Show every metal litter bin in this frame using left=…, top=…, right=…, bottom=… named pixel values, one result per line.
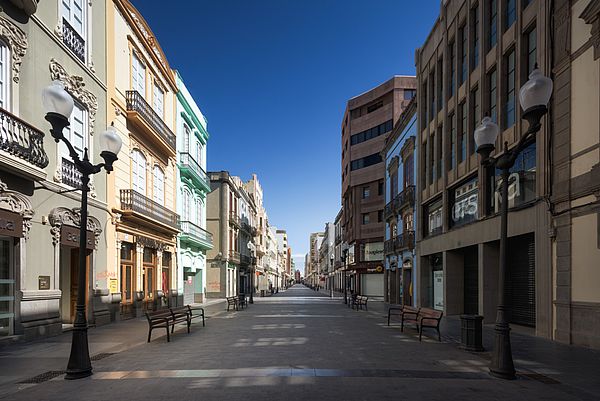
left=460, top=315, right=484, bottom=352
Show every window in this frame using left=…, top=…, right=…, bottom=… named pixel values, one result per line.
left=489, top=0, right=498, bottom=50
left=378, top=210, right=383, bottom=223
left=523, top=0, right=533, bottom=8
left=391, top=170, right=399, bottom=197
left=488, top=141, right=536, bottom=213
left=183, top=189, right=191, bottom=221
left=350, top=153, right=383, bottom=171
left=362, top=213, right=370, bottom=225
left=449, top=114, right=456, bottom=170
left=404, top=154, right=414, bottom=187
left=450, top=177, right=479, bottom=228
left=378, top=180, right=384, bottom=196
left=437, top=58, right=444, bottom=111
left=421, top=79, right=428, bottom=127
left=459, top=103, right=467, bottom=162
left=195, top=197, right=202, bottom=225
left=526, top=27, right=537, bottom=76
left=436, top=126, right=443, bottom=179
left=362, top=187, right=370, bottom=199
left=131, top=52, right=146, bottom=95
left=350, top=120, right=393, bottom=146
left=460, top=26, right=467, bottom=85
left=429, top=136, right=435, bottom=183
left=61, top=0, right=86, bottom=61
left=195, top=139, right=202, bottom=165
left=0, top=41, right=10, bottom=110
left=421, top=141, right=427, bottom=188
left=62, top=102, right=87, bottom=158
left=472, top=4, right=480, bottom=70
left=471, top=86, right=480, bottom=154
left=153, top=165, right=165, bottom=203
left=430, top=70, right=436, bottom=121
left=505, top=50, right=516, bottom=128
left=153, top=83, right=164, bottom=117
left=426, top=198, right=443, bottom=236
left=449, top=41, right=456, bottom=97
left=489, top=69, right=497, bottom=123
left=366, top=101, right=383, bottom=114
left=404, top=89, right=416, bottom=100
left=505, top=0, right=516, bottom=30
left=131, top=149, right=147, bottom=195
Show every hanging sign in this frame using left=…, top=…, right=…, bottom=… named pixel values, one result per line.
left=0, top=210, right=23, bottom=238
left=61, top=226, right=94, bottom=250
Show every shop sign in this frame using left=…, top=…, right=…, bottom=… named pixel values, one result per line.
left=61, top=225, right=94, bottom=250
left=364, top=242, right=384, bottom=261
left=0, top=209, right=23, bottom=238
left=38, top=275, right=50, bottom=290
left=109, top=278, right=119, bottom=293
left=451, top=178, right=478, bottom=227
left=433, top=270, right=444, bottom=311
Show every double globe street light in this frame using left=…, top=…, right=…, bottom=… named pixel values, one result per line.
left=474, top=67, right=553, bottom=380
left=43, top=80, right=123, bottom=380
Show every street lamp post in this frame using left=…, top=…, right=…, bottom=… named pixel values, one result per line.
left=42, top=81, right=122, bottom=380
left=341, top=250, right=348, bottom=304
left=474, top=67, right=552, bottom=380
left=247, top=242, right=255, bottom=304
left=329, top=254, right=334, bottom=298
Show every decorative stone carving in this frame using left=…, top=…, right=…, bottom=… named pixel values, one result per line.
left=49, top=58, right=98, bottom=136
left=580, top=0, right=600, bottom=60
left=48, top=206, right=103, bottom=249
left=0, top=179, right=34, bottom=239
left=128, top=11, right=166, bottom=68
left=0, top=16, right=28, bottom=83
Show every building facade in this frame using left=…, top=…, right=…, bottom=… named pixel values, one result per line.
left=175, top=71, right=212, bottom=305
left=107, top=0, right=180, bottom=318
left=383, top=99, right=417, bottom=306
left=1, top=0, right=110, bottom=339
left=341, top=76, right=416, bottom=297
left=416, top=0, right=552, bottom=335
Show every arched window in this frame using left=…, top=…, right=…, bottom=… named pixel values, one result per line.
left=182, top=188, right=191, bottom=221
left=195, top=197, right=202, bottom=225
left=131, top=149, right=146, bottom=195
left=153, top=165, right=165, bottom=203
left=0, top=40, right=10, bottom=110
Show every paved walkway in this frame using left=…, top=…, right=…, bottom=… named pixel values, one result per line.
left=0, top=285, right=598, bottom=400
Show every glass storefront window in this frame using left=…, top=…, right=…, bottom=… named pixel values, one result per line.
left=0, top=238, right=14, bottom=336
left=488, top=141, right=536, bottom=214
left=450, top=177, right=478, bottom=228
left=426, top=199, right=443, bottom=236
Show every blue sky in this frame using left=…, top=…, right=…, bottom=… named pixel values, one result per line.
left=132, top=0, right=440, bottom=271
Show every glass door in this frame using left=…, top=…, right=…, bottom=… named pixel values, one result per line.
left=0, top=237, right=14, bottom=336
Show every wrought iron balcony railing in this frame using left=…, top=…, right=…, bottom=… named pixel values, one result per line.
left=0, top=107, right=49, bottom=169
left=384, top=239, right=395, bottom=255
left=394, top=230, right=415, bottom=252
left=229, top=250, right=240, bottom=263
left=384, top=185, right=416, bottom=220
left=229, top=211, right=241, bottom=227
left=61, top=157, right=82, bottom=188
left=62, top=19, right=85, bottom=62
left=180, top=220, right=213, bottom=246
left=125, top=90, right=176, bottom=151
left=179, top=152, right=209, bottom=189
left=120, top=189, right=179, bottom=229
left=240, top=254, right=252, bottom=266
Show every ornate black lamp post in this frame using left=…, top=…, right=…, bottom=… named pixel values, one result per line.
left=474, top=67, right=552, bottom=380
left=247, top=242, right=255, bottom=304
left=43, top=81, right=122, bottom=380
left=341, top=250, right=348, bottom=304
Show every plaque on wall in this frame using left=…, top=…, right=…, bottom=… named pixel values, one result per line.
left=38, top=275, right=51, bottom=290
left=0, top=209, right=23, bottom=238
left=60, top=225, right=94, bottom=250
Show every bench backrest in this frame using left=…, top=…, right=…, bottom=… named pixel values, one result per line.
left=403, top=306, right=419, bottom=314
left=146, top=309, right=171, bottom=321
left=170, top=306, right=188, bottom=314
left=420, top=307, right=443, bottom=319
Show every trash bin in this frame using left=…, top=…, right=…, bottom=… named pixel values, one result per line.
left=460, top=315, right=484, bottom=352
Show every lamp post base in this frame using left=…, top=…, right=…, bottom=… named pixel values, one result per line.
left=489, top=322, right=516, bottom=380
left=65, top=326, right=93, bottom=380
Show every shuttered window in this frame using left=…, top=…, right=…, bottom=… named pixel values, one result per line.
left=131, top=150, right=146, bottom=195
left=0, top=41, right=9, bottom=110
left=153, top=165, right=164, bottom=203
left=131, top=52, right=146, bottom=95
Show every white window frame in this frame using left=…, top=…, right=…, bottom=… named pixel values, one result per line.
left=153, top=165, right=165, bottom=203
left=153, top=83, right=164, bottom=117
left=131, top=149, right=147, bottom=196
left=0, top=40, right=10, bottom=111
left=131, top=51, right=146, bottom=95
left=61, top=101, right=88, bottom=159
left=59, top=0, right=90, bottom=62
left=183, top=188, right=191, bottom=222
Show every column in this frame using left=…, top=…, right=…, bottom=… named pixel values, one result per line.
left=136, top=244, right=144, bottom=292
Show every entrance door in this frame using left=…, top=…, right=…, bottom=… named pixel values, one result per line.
left=69, top=248, right=90, bottom=323
left=0, top=237, right=14, bottom=336
left=403, top=268, right=412, bottom=306
left=463, top=246, right=479, bottom=314
left=121, top=264, right=134, bottom=304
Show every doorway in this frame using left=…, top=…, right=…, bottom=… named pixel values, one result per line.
left=67, top=247, right=91, bottom=324
left=0, top=237, right=14, bottom=336
left=463, top=246, right=479, bottom=314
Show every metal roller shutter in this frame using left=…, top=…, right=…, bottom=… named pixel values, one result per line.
left=506, top=234, right=536, bottom=327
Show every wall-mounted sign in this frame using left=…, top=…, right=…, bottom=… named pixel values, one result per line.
left=109, top=278, right=119, bottom=293
left=364, top=242, right=384, bottom=261
left=0, top=209, right=23, bottom=238
left=451, top=177, right=478, bottom=228
left=60, top=226, right=94, bottom=250
left=38, top=275, right=51, bottom=290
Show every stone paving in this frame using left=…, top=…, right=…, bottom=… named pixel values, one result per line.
left=0, top=285, right=598, bottom=400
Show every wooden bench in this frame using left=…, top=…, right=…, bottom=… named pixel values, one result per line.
left=169, top=306, right=192, bottom=334
left=186, top=305, right=205, bottom=326
left=145, top=309, right=172, bottom=343
left=347, top=293, right=357, bottom=308
left=400, top=306, right=420, bottom=333
left=417, top=308, right=443, bottom=342
left=388, top=305, right=419, bottom=326
left=352, top=295, right=368, bottom=311
left=226, top=296, right=238, bottom=311
left=238, top=294, right=247, bottom=310
left=146, top=305, right=206, bottom=342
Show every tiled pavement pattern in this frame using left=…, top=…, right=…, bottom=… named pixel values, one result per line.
left=0, top=285, right=598, bottom=400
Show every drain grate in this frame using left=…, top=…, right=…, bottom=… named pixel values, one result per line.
left=519, top=372, right=561, bottom=384
left=91, top=352, right=116, bottom=361
left=19, top=370, right=65, bottom=384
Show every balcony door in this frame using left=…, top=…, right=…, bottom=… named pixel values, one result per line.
left=131, top=149, right=146, bottom=195
left=142, top=247, right=156, bottom=301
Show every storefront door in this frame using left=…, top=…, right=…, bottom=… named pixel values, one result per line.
left=0, top=237, right=14, bottom=336
left=142, top=248, right=156, bottom=300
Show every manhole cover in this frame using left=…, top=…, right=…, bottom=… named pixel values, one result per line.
left=91, top=352, right=115, bottom=361
left=19, top=371, right=65, bottom=384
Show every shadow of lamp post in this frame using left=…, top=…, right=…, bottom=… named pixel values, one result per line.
left=43, top=80, right=123, bottom=380
left=474, top=67, right=552, bottom=380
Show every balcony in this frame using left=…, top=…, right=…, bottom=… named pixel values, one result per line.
left=228, top=250, right=240, bottom=264
left=62, top=18, right=85, bottom=63
left=120, top=189, right=179, bottom=231
left=61, top=158, right=82, bottom=188
left=180, top=220, right=213, bottom=250
left=229, top=211, right=241, bottom=228
left=240, top=254, right=252, bottom=266
left=179, top=152, right=210, bottom=192
left=241, top=221, right=257, bottom=236
left=125, top=90, right=176, bottom=156
left=384, top=239, right=395, bottom=255
left=384, top=185, right=416, bottom=220
left=394, top=230, right=415, bottom=252
left=0, top=107, right=48, bottom=180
